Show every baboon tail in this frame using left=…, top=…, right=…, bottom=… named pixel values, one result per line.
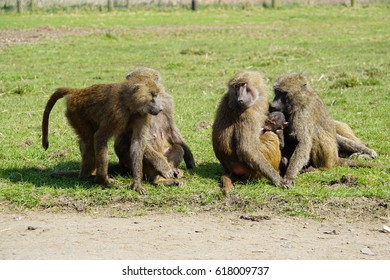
left=337, top=158, right=384, bottom=168
left=181, top=143, right=196, bottom=169
left=42, top=88, right=69, bottom=150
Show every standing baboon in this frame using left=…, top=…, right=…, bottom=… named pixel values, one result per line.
left=212, top=70, right=288, bottom=194
left=42, top=76, right=163, bottom=194
left=112, top=67, right=195, bottom=186
left=271, top=72, right=380, bottom=186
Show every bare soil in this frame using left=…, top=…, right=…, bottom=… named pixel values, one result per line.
left=1, top=209, right=390, bottom=260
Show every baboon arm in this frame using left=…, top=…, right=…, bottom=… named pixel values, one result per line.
left=143, top=144, right=172, bottom=177
left=285, top=139, right=312, bottom=180
left=129, top=127, right=147, bottom=194
left=236, top=138, right=283, bottom=186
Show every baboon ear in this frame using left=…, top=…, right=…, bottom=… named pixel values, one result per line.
left=282, top=121, right=289, bottom=129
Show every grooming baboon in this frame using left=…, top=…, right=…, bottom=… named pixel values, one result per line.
left=271, top=72, right=380, bottom=186
left=212, top=70, right=288, bottom=194
left=112, top=67, right=195, bottom=186
left=42, top=76, right=163, bottom=194
left=335, top=120, right=377, bottom=159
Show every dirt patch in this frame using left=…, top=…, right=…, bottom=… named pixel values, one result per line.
left=1, top=209, right=389, bottom=260
left=0, top=26, right=102, bottom=48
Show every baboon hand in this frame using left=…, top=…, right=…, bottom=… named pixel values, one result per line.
left=131, top=182, right=147, bottom=195
left=173, top=168, right=184, bottom=179
left=280, top=177, right=293, bottom=189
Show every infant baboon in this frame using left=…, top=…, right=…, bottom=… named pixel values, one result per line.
left=263, top=111, right=289, bottom=149
left=263, top=111, right=289, bottom=172
left=112, top=67, right=195, bottom=186
left=212, top=70, right=288, bottom=194
left=42, top=76, right=163, bottom=194
left=271, top=72, right=380, bottom=186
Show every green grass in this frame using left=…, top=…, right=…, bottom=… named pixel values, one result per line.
left=0, top=5, right=389, bottom=218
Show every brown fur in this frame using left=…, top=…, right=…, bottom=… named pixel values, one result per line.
left=112, top=67, right=195, bottom=186
left=42, top=76, right=163, bottom=194
left=335, top=120, right=377, bottom=159
left=212, top=70, right=287, bottom=194
left=263, top=111, right=288, bottom=149
left=271, top=72, right=381, bottom=185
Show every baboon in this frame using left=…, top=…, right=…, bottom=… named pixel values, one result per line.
left=263, top=111, right=289, bottom=149
left=270, top=72, right=380, bottom=186
left=112, top=66, right=196, bottom=186
left=212, top=70, right=288, bottom=194
left=263, top=111, right=289, bottom=172
left=42, top=76, right=163, bottom=194
left=335, top=120, right=377, bottom=159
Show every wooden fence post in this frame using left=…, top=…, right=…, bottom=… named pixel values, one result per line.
left=16, top=0, right=22, bottom=13
left=191, top=0, right=197, bottom=11
left=272, top=0, right=278, bottom=9
left=31, top=0, right=36, bottom=12
left=351, top=0, right=356, bottom=7
left=126, top=0, right=131, bottom=9
left=108, top=0, right=114, bottom=12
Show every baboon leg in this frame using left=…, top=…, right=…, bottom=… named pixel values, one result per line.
left=93, top=131, right=110, bottom=186
left=221, top=173, right=234, bottom=195
left=336, top=134, right=377, bottom=159
left=79, top=138, right=96, bottom=179
left=114, top=132, right=131, bottom=170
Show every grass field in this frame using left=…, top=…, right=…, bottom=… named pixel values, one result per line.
left=0, top=5, right=389, bottom=218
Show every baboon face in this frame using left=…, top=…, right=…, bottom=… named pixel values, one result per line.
left=228, top=71, right=264, bottom=109
left=143, top=83, right=163, bottom=116
left=264, top=111, right=288, bottom=132
left=128, top=81, right=163, bottom=116
left=270, top=73, right=310, bottom=113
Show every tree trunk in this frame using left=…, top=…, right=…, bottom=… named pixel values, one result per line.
left=272, top=0, right=278, bottom=9
left=108, top=0, right=114, bottom=12
left=16, top=0, right=22, bottom=13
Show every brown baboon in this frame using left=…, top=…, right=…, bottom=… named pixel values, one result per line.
left=112, top=67, right=195, bottom=186
left=263, top=111, right=289, bottom=149
left=335, top=120, right=377, bottom=159
left=263, top=111, right=289, bottom=172
left=212, top=70, right=288, bottom=194
left=270, top=72, right=380, bottom=186
left=42, top=76, right=163, bottom=194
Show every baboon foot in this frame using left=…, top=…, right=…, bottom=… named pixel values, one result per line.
left=154, top=177, right=184, bottom=187
left=350, top=151, right=377, bottom=160
left=280, top=177, right=293, bottom=189
left=131, top=182, right=147, bottom=195
left=221, top=175, right=234, bottom=195
left=94, top=175, right=111, bottom=186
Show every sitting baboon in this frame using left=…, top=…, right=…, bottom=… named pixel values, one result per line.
left=212, top=70, right=288, bottom=194
left=270, top=72, right=380, bottom=186
left=42, top=75, right=163, bottom=194
left=335, top=120, right=377, bottom=159
left=112, top=67, right=195, bottom=186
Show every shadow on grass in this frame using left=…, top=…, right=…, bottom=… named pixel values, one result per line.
left=0, top=160, right=224, bottom=190
left=0, top=161, right=98, bottom=189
